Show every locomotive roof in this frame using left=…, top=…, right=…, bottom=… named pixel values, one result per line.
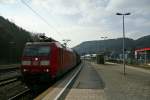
left=26, top=42, right=57, bottom=45
left=26, top=42, right=73, bottom=52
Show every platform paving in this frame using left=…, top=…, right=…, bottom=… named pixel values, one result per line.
left=92, top=62, right=150, bottom=100
left=65, top=61, right=150, bottom=100
left=65, top=62, right=106, bottom=100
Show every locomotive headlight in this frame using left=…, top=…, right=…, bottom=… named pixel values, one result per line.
left=22, top=61, right=31, bottom=66
left=23, top=68, right=28, bottom=72
left=40, top=60, right=50, bottom=66
left=46, top=69, right=49, bottom=72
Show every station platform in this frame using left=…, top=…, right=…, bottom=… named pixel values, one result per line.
left=92, top=62, right=150, bottom=100
left=65, top=61, right=150, bottom=100
left=35, top=61, right=150, bottom=100
left=65, top=62, right=106, bottom=100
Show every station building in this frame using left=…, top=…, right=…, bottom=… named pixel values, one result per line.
left=135, top=48, right=150, bottom=64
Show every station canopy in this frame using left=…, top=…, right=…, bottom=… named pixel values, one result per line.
left=135, top=48, right=150, bottom=52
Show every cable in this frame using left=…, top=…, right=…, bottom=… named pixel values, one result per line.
left=21, top=0, right=64, bottom=40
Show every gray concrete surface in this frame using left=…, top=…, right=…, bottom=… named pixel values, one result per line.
left=65, top=61, right=150, bottom=100
left=65, top=62, right=106, bottom=100
left=73, top=62, right=105, bottom=89
left=92, top=62, right=150, bottom=100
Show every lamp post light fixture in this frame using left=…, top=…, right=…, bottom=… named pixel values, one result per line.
left=101, top=36, right=108, bottom=40
left=116, top=12, right=131, bottom=75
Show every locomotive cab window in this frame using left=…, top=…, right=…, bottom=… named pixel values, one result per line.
left=23, top=46, right=50, bottom=56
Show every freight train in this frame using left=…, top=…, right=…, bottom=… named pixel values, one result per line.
left=21, top=41, right=81, bottom=87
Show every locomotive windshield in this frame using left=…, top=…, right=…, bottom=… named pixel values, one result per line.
left=23, top=45, right=50, bottom=56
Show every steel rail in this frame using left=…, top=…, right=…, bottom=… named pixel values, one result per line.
left=0, top=67, right=19, bottom=73
left=8, top=89, right=30, bottom=100
left=0, top=77, right=18, bottom=86
left=0, top=75, right=21, bottom=86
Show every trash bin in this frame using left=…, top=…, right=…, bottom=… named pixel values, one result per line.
left=96, top=54, right=105, bottom=64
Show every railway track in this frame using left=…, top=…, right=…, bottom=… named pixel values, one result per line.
left=0, top=65, right=21, bottom=86
left=8, top=89, right=31, bottom=100
left=0, top=76, right=21, bottom=86
left=35, top=62, right=83, bottom=100
left=4, top=63, right=83, bottom=100
left=0, top=67, right=19, bottom=74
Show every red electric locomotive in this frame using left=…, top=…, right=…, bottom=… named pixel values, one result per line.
left=21, top=41, right=79, bottom=86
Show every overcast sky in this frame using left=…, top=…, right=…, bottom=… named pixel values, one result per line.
left=0, top=0, right=150, bottom=47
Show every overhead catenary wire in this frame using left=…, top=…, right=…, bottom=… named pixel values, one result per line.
left=42, top=8, right=62, bottom=31
left=20, top=0, right=64, bottom=40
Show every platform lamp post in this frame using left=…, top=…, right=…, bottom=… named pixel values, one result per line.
left=116, top=12, right=131, bottom=75
left=101, top=36, right=108, bottom=63
left=101, top=36, right=108, bottom=53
